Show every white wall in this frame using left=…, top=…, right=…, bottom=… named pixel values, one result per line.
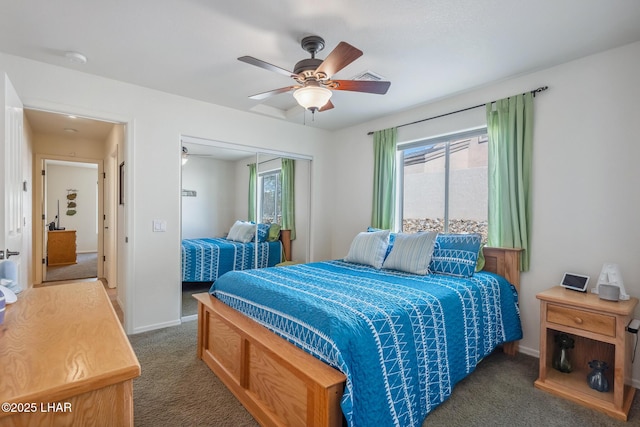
left=46, top=163, right=98, bottom=252
left=329, top=40, right=640, bottom=385
left=181, top=156, right=236, bottom=239
left=0, top=52, right=333, bottom=334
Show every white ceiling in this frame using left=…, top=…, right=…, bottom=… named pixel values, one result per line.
left=3, top=0, right=640, bottom=131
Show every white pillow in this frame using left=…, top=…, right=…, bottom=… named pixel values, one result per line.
left=382, top=231, right=438, bottom=275
left=234, top=222, right=256, bottom=243
left=344, top=230, right=390, bottom=269
left=226, top=220, right=245, bottom=241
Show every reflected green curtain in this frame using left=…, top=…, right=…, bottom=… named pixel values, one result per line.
left=371, top=127, right=397, bottom=229
left=281, top=158, right=296, bottom=240
left=486, top=93, right=533, bottom=271
left=248, top=163, right=257, bottom=222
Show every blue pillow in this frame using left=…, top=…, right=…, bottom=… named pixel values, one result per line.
left=382, top=231, right=438, bottom=275
left=429, top=233, right=482, bottom=277
left=252, top=223, right=270, bottom=243
left=345, top=230, right=390, bottom=269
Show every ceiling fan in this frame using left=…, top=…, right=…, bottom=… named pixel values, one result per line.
left=238, top=35, right=391, bottom=112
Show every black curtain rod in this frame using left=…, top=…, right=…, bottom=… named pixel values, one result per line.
left=367, top=86, right=548, bottom=136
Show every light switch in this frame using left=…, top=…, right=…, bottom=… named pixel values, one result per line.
left=152, top=219, right=167, bottom=232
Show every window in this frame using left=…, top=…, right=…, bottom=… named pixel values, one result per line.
left=258, top=170, right=281, bottom=224
left=397, top=128, right=488, bottom=242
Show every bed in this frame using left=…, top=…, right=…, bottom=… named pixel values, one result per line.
left=182, top=221, right=289, bottom=283
left=195, top=244, right=522, bottom=427
left=181, top=237, right=283, bottom=282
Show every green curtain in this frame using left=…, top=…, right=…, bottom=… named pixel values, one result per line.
left=371, top=127, right=398, bottom=229
left=486, top=93, right=534, bottom=271
left=248, top=163, right=256, bottom=222
left=281, top=158, right=296, bottom=240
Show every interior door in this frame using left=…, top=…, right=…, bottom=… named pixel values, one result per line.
left=0, top=73, right=24, bottom=287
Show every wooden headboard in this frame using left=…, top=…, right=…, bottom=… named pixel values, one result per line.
left=482, top=246, right=522, bottom=356
left=482, top=247, right=522, bottom=292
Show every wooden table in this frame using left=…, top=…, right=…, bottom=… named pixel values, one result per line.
left=0, top=282, right=140, bottom=426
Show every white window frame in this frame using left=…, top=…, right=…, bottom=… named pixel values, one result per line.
left=395, top=127, right=488, bottom=233
left=258, top=169, right=281, bottom=224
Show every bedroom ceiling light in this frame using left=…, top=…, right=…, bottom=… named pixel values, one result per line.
left=292, top=85, right=332, bottom=112
left=182, top=146, right=189, bottom=165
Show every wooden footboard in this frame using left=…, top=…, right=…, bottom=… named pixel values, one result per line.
left=194, top=293, right=346, bottom=427
left=195, top=247, right=521, bottom=426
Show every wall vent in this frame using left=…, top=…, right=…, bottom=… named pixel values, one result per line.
left=351, top=70, right=385, bottom=81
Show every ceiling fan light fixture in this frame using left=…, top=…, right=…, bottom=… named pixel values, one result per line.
left=293, top=86, right=332, bottom=111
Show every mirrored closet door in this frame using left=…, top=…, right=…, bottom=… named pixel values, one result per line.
left=180, top=138, right=311, bottom=318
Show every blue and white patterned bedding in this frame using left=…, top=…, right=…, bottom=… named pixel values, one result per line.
left=210, top=260, right=522, bottom=427
left=181, top=238, right=282, bottom=282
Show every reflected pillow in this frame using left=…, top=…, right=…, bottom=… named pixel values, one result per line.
left=429, top=233, right=482, bottom=277
left=227, top=221, right=256, bottom=243
left=344, top=230, right=390, bottom=269
left=226, top=220, right=245, bottom=241
left=267, top=224, right=281, bottom=242
left=252, top=223, right=270, bottom=243
left=382, top=231, right=438, bottom=275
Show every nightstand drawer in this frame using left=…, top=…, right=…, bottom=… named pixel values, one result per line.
left=547, top=304, right=615, bottom=337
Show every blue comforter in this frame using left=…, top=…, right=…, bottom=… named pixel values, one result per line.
left=210, top=260, right=522, bottom=427
left=181, top=238, right=281, bottom=282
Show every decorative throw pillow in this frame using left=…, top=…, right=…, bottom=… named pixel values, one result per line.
left=226, top=220, right=245, bottom=241
left=429, top=233, right=482, bottom=277
left=234, top=222, right=257, bottom=243
left=344, top=230, right=390, bottom=269
left=367, top=226, right=396, bottom=259
left=475, top=245, right=486, bottom=272
left=267, top=223, right=281, bottom=242
left=252, top=223, right=270, bottom=243
left=382, top=231, right=438, bottom=275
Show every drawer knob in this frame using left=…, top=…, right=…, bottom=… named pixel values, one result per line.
left=574, top=317, right=584, bottom=324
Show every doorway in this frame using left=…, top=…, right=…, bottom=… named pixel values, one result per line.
left=26, top=108, right=122, bottom=289
left=43, top=159, right=99, bottom=282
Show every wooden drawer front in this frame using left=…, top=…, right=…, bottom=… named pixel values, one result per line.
left=547, top=304, right=616, bottom=337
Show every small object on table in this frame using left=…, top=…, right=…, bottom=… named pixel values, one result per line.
left=587, top=360, right=610, bottom=392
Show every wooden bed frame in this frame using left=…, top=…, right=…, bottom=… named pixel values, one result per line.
left=195, top=247, right=522, bottom=427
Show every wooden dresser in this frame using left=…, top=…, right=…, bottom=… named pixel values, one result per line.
left=47, top=230, right=77, bottom=266
left=0, top=282, right=140, bottom=426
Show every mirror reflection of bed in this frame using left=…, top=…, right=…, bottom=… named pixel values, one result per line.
left=180, top=139, right=311, bottom=319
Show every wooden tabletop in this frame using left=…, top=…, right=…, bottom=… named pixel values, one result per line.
left=536, top=286, right=638, bottom=316
left=0, top=282, right=140, bottom=407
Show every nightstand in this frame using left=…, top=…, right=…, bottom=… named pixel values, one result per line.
left=534, top=286, right=638, bottom=420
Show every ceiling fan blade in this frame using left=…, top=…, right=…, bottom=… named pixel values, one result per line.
left=238, top=56, right=297, bottom=78
left=331, top=80, right=391, bottom=95
left=319, top=100, right=334, bottom=112
left=315, top=42, right=363, bottom=78
left=248, top=86, right=298, bottom=100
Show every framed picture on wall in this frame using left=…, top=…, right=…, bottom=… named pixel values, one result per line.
left=119, top=162, right=125, bottom=205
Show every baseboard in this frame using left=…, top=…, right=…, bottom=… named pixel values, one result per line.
left=180, top=314, right=198, bottom=323
left=131, top=319, right=181, bottom=334
left=517, top=344, right=539, bottom=358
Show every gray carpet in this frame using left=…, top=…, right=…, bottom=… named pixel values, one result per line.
left=46, top=252, right=97, bottom=282
left=129, top=321, right=640, bottom=427
left=181, top=282, right=211, bottom=317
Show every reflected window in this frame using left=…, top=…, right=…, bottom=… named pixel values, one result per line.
left=259, top=170, right=281, bottom=224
